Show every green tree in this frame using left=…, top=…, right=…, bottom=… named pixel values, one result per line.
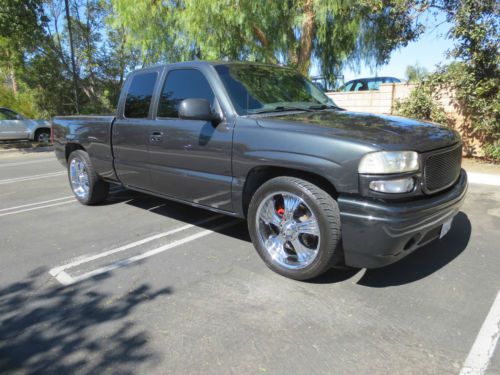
left=397, top=0, right=499, bottom=159
left=405, top=63, right=429, bottom=82
left=109, top=0, right=426, bottom=83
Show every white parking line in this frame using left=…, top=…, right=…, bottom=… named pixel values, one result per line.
left=0, top=158, right=54, bottom=167
left=460, top=290, right=500, bottom=375
left=54, top=220, right=238, bottom=286
left=468, top=173, right=500, bottom=186
left=49, top=215, right=222, bottom=278
left=0, top=171, right=66, bottom=185
left=0, top=199, right=76, bottom=217
left=49, top=215, right=232, bottom=284
left=0, top=196, right=74, bottom=212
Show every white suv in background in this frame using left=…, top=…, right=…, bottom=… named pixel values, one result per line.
left=0, top=107, right=51, bottom=142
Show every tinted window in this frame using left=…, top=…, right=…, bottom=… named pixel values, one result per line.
left=158, top=69, right=215, bottom=118
left=124, top=72, right=158, bottom=118
left=0, top=109, right=18, bottom=120
left=342, top=82, right=353, bottom=92
left=367, top=80, right=381, bottom=90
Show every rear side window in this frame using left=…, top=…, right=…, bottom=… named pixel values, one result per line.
left=124, top=72, right=158, bottom=118
left=367, top=80, right=381, bottom=90
left=158, top=69, right=215, bottom=118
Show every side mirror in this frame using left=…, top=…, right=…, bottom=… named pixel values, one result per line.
left=179, top=98, right=222, bottom=124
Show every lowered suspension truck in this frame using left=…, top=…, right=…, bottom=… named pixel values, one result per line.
left=52, top=61, right=468, bottom=280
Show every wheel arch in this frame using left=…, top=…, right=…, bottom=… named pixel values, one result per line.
left=241, top=166, right=339, bottom=217
left=65, top=143, right=86, bottom=161
left=33, top=127, right=51, bottom=139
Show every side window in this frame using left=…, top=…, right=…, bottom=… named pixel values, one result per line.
left=124, top=72, right=158, bottom=118
left=158, top=69, right=215, bottom=118
left=353, top=82, right=365, bottom=91
left=342, top=82, right=353, bottom=92
left=367, top=80, right=381, bottom=90
left=0, top=109, right=17, bottom=120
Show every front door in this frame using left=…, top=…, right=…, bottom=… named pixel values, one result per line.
left=148, top=68, right=233, bottom=212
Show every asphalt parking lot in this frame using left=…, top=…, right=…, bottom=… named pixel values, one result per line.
left=0, top=152, right=499, bottom=375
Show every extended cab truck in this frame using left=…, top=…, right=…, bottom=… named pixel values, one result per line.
left=52, top=61, right=468, bottom=281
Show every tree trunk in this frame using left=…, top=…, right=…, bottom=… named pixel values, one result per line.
left=9, top=67, right=18, bottom=95
left=252, top=25, right=277, bottom=63
left=297, top=0, right=315, bottom=75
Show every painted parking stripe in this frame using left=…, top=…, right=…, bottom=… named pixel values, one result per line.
left=0, top=158, right=55, bottom=167
left=459, top=290, right=500, bottom=375
left=0, top=171, right=65, bottom=185
left=52, top=219, right=238, bottom=286
left=0, top=199, right=76, bottom=217
left=49, top=215, right=223, bottom=279
left=0, top=196, right=74, bottom=212
left=468, top=173, right=500, bottom=186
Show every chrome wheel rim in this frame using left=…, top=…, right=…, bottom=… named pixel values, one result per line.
left=37, top=132, right=49, bottom=143
left=69, top=158, right=89, bottom=199
left=256, top=191, right=321, bottom=269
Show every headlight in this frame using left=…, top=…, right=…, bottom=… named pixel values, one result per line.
left=358, top=151, right=419, bottom=174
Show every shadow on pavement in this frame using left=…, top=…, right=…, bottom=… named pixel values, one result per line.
left=301, top=212, right=471, bottom=286
left=104, top=189, right=472, bottom=287
left=0, top=267, right=171, bottom=374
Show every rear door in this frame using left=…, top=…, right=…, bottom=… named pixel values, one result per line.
left=148, top=67, right=233, bottom=211
left=112, top=69, right=160, bottom=190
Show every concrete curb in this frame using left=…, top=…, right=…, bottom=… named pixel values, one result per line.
left=0, top=146, right=54, bottom=155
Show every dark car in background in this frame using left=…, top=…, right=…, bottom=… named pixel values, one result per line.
left=340, top=76, right=402, bottom=92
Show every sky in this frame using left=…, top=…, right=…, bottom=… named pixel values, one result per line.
left=322, top=12, right=455, bottom=83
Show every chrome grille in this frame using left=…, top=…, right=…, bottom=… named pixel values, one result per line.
left=424, top=145, right=462, bottom=193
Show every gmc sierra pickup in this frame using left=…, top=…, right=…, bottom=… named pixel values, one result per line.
left=52, top=61, right=468, bottom=280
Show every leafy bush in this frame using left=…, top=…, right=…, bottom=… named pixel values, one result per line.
left=395, top=85, right=448, bottom=124
left=484, top=143, right=500, bottom=161
left=427, top=63, right=499, bottom=139
left=0, top=84, right=45, bottom=119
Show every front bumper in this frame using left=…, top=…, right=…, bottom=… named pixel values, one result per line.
left=338, top=169, right=468, bottom=268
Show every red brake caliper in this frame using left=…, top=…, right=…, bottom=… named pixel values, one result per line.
left=276, top=207, right=285, bottom=218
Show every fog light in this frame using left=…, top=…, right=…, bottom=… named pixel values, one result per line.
left=369, top=177, right=415, bottom=193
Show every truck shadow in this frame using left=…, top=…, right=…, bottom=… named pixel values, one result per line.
left=315, top=211, right=472, bottom=286
left=0, top=267, right=171, bottom=374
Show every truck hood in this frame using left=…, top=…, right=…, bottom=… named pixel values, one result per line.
left=256, top=110, right=460, bottom=152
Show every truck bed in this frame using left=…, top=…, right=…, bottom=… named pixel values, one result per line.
left=52, top=115, right=117, bottom=181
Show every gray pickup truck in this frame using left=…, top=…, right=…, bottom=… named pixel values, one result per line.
left=52, top=61, right=468, bottom=280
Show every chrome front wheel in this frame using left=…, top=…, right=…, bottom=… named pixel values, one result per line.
left=255, top=191, right=321, bottom=270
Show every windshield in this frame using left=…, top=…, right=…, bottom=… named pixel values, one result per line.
left=214, top=64, right=337, bottom=115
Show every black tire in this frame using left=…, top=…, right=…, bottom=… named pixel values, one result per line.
left=248, top=176, right=342, bottom=281
left=35, top=128, right=51, bottom=143
left=67, top=150, right=109, bottom=205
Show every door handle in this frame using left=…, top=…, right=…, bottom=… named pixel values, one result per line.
left=150, top=131, right=164, bottom=143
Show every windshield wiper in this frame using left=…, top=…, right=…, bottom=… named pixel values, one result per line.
left=251, top=106, right=313, bottom=114
left=307, top=104, right=339, bottom=110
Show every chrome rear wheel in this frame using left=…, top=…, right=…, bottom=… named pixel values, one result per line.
left=69, top=157, right=90, bottom=200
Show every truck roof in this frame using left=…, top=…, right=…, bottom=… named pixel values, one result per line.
left=132, top=60, right=288, bottom=73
